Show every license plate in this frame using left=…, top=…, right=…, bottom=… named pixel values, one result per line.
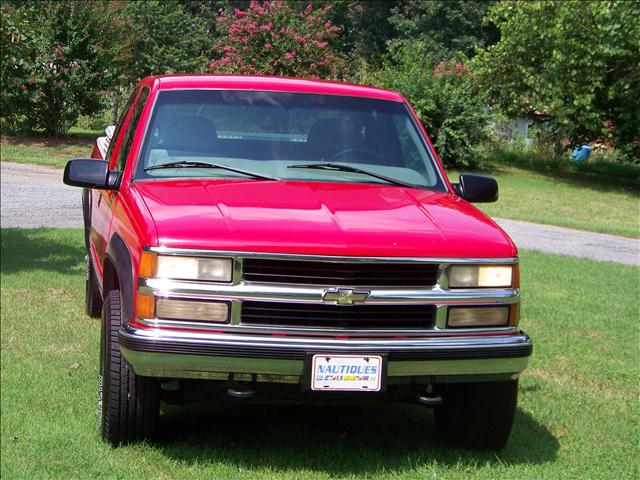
left=311, top=354, right=383, bottom=392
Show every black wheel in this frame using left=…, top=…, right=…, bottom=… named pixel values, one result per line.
left=99, top=289, right=159, bottom=445
left=434, top=380, right=518, bottom=450
left=85, top=255, right=103, bottom=318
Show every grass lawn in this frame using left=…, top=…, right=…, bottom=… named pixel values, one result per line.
left=0, top=135, right=95, bottom=168
left=1, top=228, right=638, bottom=479
left=448, top=165, right=640, bottom=238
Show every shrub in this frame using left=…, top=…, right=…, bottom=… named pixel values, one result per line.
left=359, top=43, right=492, bottom=169
left=1, top=1, right=121, bottom=136
left=210, top=1, right=348, bottom=79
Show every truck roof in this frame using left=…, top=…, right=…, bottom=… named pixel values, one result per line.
left=139, top=74, right=404, bottom=102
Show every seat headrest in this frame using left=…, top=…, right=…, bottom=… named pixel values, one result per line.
left=161, top=115, right=217, bottom=151
left=306, top=118, right=357, bottom=152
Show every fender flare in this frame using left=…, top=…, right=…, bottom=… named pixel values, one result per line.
left=105, top=233, right=135, bottom=322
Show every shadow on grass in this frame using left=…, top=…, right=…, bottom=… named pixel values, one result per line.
left=0, top=228, right=84, bottom=275
left=156, top=401, right=558, bottom=475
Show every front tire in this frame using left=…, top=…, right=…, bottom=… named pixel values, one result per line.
left=99, top=289, right=159, bottom=445
left=434, top=380, right=518, bottom=450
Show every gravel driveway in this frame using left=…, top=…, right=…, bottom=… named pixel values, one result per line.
left=1, top=162, right=638, bottom=266
left=1, top=162, right=82, bottom=228
left=494, top=218, right=638, bottom=266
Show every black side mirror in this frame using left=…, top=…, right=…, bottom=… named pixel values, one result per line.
left=453, top=174, right=498, bottom=203
left=63, top=159, right=121, bottom=190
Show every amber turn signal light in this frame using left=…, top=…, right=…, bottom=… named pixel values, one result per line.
left=509, top=303, right=520, bottom=327
left=138, top=252, right=157, bottom=278
left=136, top=292, right=155, bottom=318
left=511, top=263, right=520, bottom=289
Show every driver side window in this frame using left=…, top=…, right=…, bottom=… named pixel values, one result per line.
left=105, top=87, right=140, bottom=166
left=113, top=88, right=150, bottom=171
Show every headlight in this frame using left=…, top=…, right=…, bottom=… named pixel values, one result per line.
left=139, top=252, right=233, bottom=282
left=449, top=265, right=515, bottom=288
left=448, top=306, right=510, bottom=328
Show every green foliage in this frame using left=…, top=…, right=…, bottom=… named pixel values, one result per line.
left=2, top=0, right=638, bottom=164
left=1, top=1, right=121, bottom=136
left=359, top=43, right=492, bottom=168
left=210, top=1, right=347, bottom=78
left=178, top=0, right=236, bottom=23
left=318, top=0, right=397, bottom=65
left=388, top=0, right=499, bottom=58
left=0, top=0, right=214, bottom=134
left=474, top=0, right=640, bottom=159
left=119, top=0, right=212, bottom=84
left=1, top=2, right=33, bottom=132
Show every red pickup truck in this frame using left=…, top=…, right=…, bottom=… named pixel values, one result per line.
left=64, top=75, right=531, bottom=449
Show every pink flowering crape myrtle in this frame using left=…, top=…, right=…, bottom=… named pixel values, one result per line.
left=210, top=1, right=347, bottom=79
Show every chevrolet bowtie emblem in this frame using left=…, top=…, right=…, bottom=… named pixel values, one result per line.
left=322, top=288, right=370, bottom=305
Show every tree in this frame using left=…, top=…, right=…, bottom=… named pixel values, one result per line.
left=1, top=2, right=34, bottom=133
left=210, top=1, right=347, bottom=79
left=315, top=0, right=397, bottom=66
left=388, top=0, right=499, bottom=59
left=359, top=43, right=492, bottom=168
left=119, top=0, right=212, bottom=84
left=1, top=1, right=121, bottom=135
left=178, top=0, right=228, bottom=23
left=474, top=0, right=640, bottom=159
left=94, top=0, right=213, bottom=123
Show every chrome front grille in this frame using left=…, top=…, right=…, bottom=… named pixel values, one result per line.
left=241, top=301, right=437, bottom=329
left=242, top=258, right=439, bottom=287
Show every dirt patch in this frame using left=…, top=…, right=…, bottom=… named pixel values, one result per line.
left=1, top=134, right=95, bottom=148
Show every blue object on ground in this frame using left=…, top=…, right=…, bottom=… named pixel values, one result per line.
left=571, top=145, right=592, bottom=162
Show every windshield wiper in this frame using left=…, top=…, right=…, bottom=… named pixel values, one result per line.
left=145, top=161, right=279, bottom=181
left=288, top=162, right=416, bottom=188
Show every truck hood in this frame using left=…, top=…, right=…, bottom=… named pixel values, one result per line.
left=134, top=180, right=516, bottom=258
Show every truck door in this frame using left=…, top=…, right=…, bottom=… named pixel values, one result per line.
left=103, top=87, right=151, bottom=250
left=90, top=88, right=140, bottom=276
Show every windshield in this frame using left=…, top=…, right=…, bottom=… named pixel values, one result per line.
left=135, top=90, right=445, bottom=190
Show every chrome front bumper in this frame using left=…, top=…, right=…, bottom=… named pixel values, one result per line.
left=119, top=323, right=532, bottom=384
